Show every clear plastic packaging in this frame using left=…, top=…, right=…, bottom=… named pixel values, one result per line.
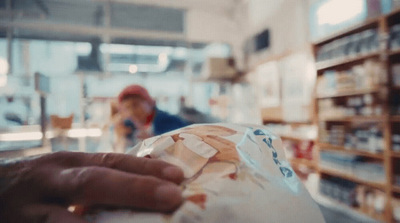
left=88, top=123, right=325, bottom=223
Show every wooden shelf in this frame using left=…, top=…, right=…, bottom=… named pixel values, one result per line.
left=392, top=185, right=400, bottom=193
left=316, top=51, right=381, bottom=71
left=319, top=115, right=385, bottom=122
left=280, top=135, right=315, bottom=142
left=319, top=168, right=386, bottom=190
left=392, top=152, right=400, bottom=158
left=387, top=5, right=400, bottom=18
left=316, top=87, right=381, bottom=99
left=263, top=119, right=312, bottom=125
left=392, top=116, right=400, bottom=122
left=290, top=158, right=316, bottom=169
left=313, top=17, right=380, bottom=46
left=318, top=143, right=384, bottom=159
left=389, top=48, right=400, bottom=57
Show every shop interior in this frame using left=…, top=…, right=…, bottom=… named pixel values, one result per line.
left=1, top=0, right=400, bottom=222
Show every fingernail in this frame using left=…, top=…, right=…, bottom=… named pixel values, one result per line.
left=162, top=166, right=183, bottom=181
left=155, top=184, right=182, bottom=208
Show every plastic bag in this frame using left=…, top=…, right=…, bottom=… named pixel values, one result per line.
left=91, top=123, right=325, bottom=223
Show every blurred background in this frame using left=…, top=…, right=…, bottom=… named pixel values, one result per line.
left=1, top=0, right=400, bottom=222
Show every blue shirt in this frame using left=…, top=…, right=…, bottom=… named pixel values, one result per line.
left=152, top=108, right=188, bottom=135
left=124, top=108, right=187, bottom=138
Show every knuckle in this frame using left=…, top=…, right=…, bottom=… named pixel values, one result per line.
left=44, top=151, right=75, bottom=166
left=140, top=157, right=152, bottom=170
left=49, top=151, right=71, bottom=160
left=132, top=175, right=160, bottom=190
left=95, top=153, right=124, bottom=168
left=62, top=167, right=100, bottom=197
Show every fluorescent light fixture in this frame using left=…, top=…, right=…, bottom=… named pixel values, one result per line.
left=129, top=64, right=138, bottom=74
left=108, top=63, right=168, bottom=73
left=74, top=42, right=92, bottom=55
left=158, top=53, right=168, bottom=65
left=135, top=45, right=173, bottom=55
left=0, top=74, right=7, bottom=87
left=66, top=128, right=102, bottom=138
left=173, top=47, right=187, bottom=58
left=45, top=130, right=56, bottom=139
left=0, top=132, right=43, bottom=141
left=0, top=57, right=9, bottom=75
left=317, top=0, right=364, bottom=25
left=0, top=128, right=103, bottom=142
left=100, top=44, right=135, bottom=54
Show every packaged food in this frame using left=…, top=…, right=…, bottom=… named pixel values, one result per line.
left=88, top=123, right=325, bottom=223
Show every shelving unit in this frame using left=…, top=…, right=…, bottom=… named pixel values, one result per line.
left=313, top=9, right=400, bottom=222
left=322, top=195, right=386, bottom=222
left=316, top=51, right=381, bottom=71
left=311, top=191, right=386, bottom=222
left=319, top=168, right=386, bottom=190
left=393, top=186, right=400, bottom=193
left=390, top=48, right=400, bottom=56
left=392, top=152, right=400, bottom=158
left=280, top=135, right=315, bottom=142
left=392, top=116, right=400, bottom=122
left=319, top=115, right=386, bottom=122
left=316, top=87, right=381, bottom=99
left=318, top=142, right=384, bottom=159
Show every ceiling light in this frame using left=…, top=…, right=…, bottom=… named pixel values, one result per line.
left=0, top=58, right=9, bottom=75
left=129, top=64, right=138, bottom=74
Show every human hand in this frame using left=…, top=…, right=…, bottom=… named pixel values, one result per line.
left=0, top=151, right=184, bottom=223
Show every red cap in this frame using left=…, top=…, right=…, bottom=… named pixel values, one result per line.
left=118, top=85, right=155, bottom=105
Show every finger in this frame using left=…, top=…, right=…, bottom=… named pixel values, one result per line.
left=46, top=151, right=184, bottom=184
left=24, top=204, right=89, bottom=223
left=53, top=166, right=183, bottom=212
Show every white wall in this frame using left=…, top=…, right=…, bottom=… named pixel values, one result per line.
left=185, top=4, right=248, bottom=70
left=185, top=0, right=312, bottom=70
left=244, top=0, right=311, bottom=68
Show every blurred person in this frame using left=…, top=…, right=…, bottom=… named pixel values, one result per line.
left=112, top=85, right=187, bottom=152
left=0, top=151, right=184, bottom=223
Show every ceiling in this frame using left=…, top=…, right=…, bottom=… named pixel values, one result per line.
left=0, top=0, right=245, bottom=46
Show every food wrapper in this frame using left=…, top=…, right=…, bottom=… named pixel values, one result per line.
left=90, top=123, right=325, bottom=223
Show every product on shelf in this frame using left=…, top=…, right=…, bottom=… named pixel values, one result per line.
left=319, top=123, right=384, bottom=153
left=393, top=93, right=400, bottom=115
left=391, top=24, right=400, bottom=50
left=320, top=177, right=385, bottom=217
left=319, top=177, right=357, bottom=206
left=318, top=95, right=384, bottom=119
left=320, top=152, right=386, bottom=183
left=316, top=29, right=379, bottom=62
left=346, top=125, right=384, bottom=153
left=329, top=125, right=345, bottom=146
left=395, top=174, right=400, bottom=186
left=356, top=185, right=385, bottom=216
left=393, top=197, right=400, bottom=223
left=393, top=134, right=400, bottom=152
left=316, top=59, right=385, bottom=96
left=393, top=63, right=400, bottom=87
